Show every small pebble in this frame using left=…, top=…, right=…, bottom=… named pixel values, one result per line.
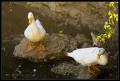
left=18, top=65, right=22, bottom=68
left=53, top=64, right=55, bottom=67
left=59, top=30, right=63, bottom=33
left=2, top=12, right=4, bottom=15
left=5, top=74, right=9, bottom=76
left=18, top=70, right=22, bottom=74
left=2, top=48, right=6, bottom=51
left=32, top=74, right=36, bottom=77
left=9, top=9, right=13, bottom=12
left=33, top=69, right=37, bottom=72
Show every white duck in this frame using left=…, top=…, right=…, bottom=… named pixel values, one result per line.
left=67, top=47, right=108, bottom=72
left=24, top=12, right=46, bottom=51
left=67, top=47, right=108, bottom=66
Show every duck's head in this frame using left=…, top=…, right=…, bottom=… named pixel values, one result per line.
left=28, top=12, right=34, bottom=24
left=97, top=48, right=108, bottom=65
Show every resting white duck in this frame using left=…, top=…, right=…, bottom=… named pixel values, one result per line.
left=24, top=12, right=46, bottom=51
left=67, top=47, right=108, bottom=72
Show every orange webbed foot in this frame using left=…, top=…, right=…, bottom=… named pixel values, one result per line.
left=36, top=43, right=46, bottom=51
left=26, top=41, right=36, bottom=52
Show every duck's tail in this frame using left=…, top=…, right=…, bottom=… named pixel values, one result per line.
left=66, top=52, right=72, bottom=57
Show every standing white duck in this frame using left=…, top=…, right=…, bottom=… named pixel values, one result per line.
left=24, top=12, right=46, bottom=51
left=67, top=47, right=108, bottom=66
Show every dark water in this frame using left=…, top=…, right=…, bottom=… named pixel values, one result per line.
left=1, top=2, right=119, bottom=80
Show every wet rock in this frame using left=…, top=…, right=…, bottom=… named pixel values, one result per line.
left=51, top=61, right=101, bottom=79
left=13, top=33, right=78, bottom=62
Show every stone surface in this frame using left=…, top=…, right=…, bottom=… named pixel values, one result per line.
left=13, top=33, right=92, bottom=62
left=14, top=33, right=88, bottom=62
left=14, top=2, right=109, bottom=33
left=51, top=61, right=102, bottom=79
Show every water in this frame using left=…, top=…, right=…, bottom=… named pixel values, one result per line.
left=1, top=2, right=119, bottom=80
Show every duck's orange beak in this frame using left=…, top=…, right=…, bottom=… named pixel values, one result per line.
left=28, top=18, right=32, bottom=24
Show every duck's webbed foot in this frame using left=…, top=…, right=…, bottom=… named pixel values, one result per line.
left=36, top=42, right=46, bottom=51
left=26, top=41, right=36, bottom=52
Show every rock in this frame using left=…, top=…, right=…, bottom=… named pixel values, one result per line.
left=69, top=9, right=80, bottom=18
left=75, top=34, right=92, bottom=48
left=13, top=33, right=92, bottom=62
left=13, top=33, right=78, bottom=62
left=51, top=61, right=101, bottom=79
left=82, top=42, right=91, bottom=48
left=14, top=2, right=109, bottom=32
left=75, top=34, right=90, bottom=44
left=48, top=2, right=58, bottom=11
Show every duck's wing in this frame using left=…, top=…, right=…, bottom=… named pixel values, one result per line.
left=35, top=19, right=46, bottom=35
left=77, top=47, right=99, bottom=53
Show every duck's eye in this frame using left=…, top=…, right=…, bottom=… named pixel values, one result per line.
left=99, top=49, right=105, bottom=54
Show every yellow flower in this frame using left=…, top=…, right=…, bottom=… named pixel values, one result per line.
left=105, top=21, right=108, bottom=25
left=103, top=34, right=107, bottom=38
left=109, top=16, right=114, bottom=24
left=97, top=36, right=101, bottom=40
left=113, top=14, right=118, bottom=22
left=96, top=2, right=117, bottom=43
left=104, top=24, right=110, bottom=29
left=108, top=11, right=112, bottom=16
left=107, top=33, right=112, bottom=38
left=109, top=2, right=115, bottom=7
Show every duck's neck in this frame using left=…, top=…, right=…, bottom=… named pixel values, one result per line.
left=32, top=18, right=35, bottom=23
left=97, top=54, right=108, bottom=65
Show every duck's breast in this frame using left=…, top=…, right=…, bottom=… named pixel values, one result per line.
left=24, top=23, right=42, bottom=42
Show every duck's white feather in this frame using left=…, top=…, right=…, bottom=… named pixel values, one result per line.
left=67, top=47, right=108, bottom=66
left=35, top=19, right=46, bottom=38
left=24, top=13, right=46, bottom=43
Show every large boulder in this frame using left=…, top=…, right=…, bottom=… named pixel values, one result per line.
left=13, top=33, right=92, bottom=62
left=51, top=61, right=102, bottom=79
